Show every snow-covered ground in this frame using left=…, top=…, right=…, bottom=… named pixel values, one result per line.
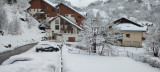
left=0, top=29, right=44, bottom=53
left=0, top=41, right=160, bottom=72
left=0, top=41, right=61, bottom=72
left=63, top=45, right=160, bottom=72
left=0, top=4, right=45, bottom=53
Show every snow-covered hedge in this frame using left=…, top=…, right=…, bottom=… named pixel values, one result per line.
left=140, top=55, right=160, bottom=68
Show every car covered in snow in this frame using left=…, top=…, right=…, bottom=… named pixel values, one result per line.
left=36, top=44, right=59, bottom=52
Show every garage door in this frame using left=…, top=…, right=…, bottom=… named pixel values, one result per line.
left=124, top=41, right=131, bottom=47
left=68, top=37, right=75, bottom=42
left=133, top=41, right=140, bottom=47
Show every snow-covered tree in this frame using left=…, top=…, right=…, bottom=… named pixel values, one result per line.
left=0, top=7, right=7, bottom=31
left=79, top=11, right=106, bottom=53
left=145, top=25, right=160, bottom=57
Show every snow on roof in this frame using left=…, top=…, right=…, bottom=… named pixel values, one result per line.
left=43, top=0, right=58, bottom=7
left=117, top=23, right=147, bottom=31
left=79, top=12, right=87, bottom=16
left=59, top=15, right=83, bottom=30
left=37, top=11, right=45, bottom=13
left=49, top=17, right=55, bottom=22
left=61, top=3, right=86, bottom=17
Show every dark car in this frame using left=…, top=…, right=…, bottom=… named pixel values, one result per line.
left=36, top=44, right=59, bottom=52
left=0, top=31, right=4, bottom=36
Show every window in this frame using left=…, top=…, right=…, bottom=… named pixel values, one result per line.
left=52, top=8, right=55, bottom=12
left=65, top=14, right=68, bottom=17
left=76, top=20, right=78, bottom=23
left=55, top=19, right=59, bottom=24
left=61, top=18, right=63, bottom=23
left=37, top=14, right=41, bottom=17
left=55, top=25, right=59, bottom=30
left=46, top=6, right=48, bottom=9
left=71, top=14, right=74, bottom=17
left=52, top=36, right=56, bottom=40
left=43, top=5, right=45, bottom=9
left=126, top=34, right=130, bottom=38
left=67, top=25, right=72, bottom=29
left=45, top=14, right=48, bottom=17
left=78, top=16, right=81, bottom=18
left=57, top=7, right=60, bottom=13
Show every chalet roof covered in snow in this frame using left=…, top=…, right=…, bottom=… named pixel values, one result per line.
left=59, top=15, right=83, bottom=30
left=113, top=17, right=142, bottom=27
left=117, top=23, right=147, bottom=31
left=58, top=3, right=86, bottom=17
left=43, top=0, right=58, bottom=7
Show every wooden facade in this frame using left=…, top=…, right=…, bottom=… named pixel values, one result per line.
left=41, top=1, right=57, bottom=17
left=28, top=0, right=42, bottom=9
left=56, top=3, right=85, bottom=26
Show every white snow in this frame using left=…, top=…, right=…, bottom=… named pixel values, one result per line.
left=79, top=12, right=87, bottom=16
left=44, top=0, right=58, bottom=7
left=0, top=41, right=61, bottom=72
left=0, top=28, right=44, bottom=53
left=92, top=9, right=107, bottom=18
left=0, top=4, right=45, bottom=53
left=117, top=23, right=147, bottom=31
left=62, top=45, right=160, bottom=72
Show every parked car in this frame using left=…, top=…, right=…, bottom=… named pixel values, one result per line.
left=0, top=31, right=4, bottom=36
left=42, top=37, right=47, bottom=41
left=36, top=44, right=59, bottom=52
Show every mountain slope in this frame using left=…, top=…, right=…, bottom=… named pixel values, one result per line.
left=0, top=1, right=45, bottom=53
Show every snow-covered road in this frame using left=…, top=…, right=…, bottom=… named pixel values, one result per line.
left=0, top=43, right=37, bottom=64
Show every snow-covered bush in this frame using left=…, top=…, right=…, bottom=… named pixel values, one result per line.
left=141, top=55, right=160, bottom=68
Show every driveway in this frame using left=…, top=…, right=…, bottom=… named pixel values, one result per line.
left=0, top=43, right=37, bottom=65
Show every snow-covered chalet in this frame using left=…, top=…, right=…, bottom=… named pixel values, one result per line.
left=28, top=0, right=86, bottom=42
left=110, top=18, right=147, bottom=47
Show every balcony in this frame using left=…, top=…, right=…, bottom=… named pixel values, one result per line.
left=61, top=28, right=73, bottom=31
left=35, top=13, right=46, bottom=19
left=60, top=23, right=70, bottom=25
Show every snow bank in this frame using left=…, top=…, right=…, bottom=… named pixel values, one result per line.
left=0, top=41, right=61, bottom=72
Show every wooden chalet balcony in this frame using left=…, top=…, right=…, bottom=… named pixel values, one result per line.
left=36, top=16, right=46, bottom=19
left=61, top=28, right=73, bottom=31
left=60, top=23, right=70, bottom=25
left=35, top=13, right=46, bottom=19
